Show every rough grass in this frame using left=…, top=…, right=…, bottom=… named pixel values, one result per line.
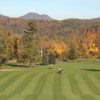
left=0, top=58, right=100, bottom=100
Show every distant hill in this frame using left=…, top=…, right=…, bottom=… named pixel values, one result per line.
left=19, top=12, right=53, bottom=20
left=0, top=14, right=9, bottom=20
left=0, top=13, right=100, bottom=21
left=90, top=17, right=100, bottom=21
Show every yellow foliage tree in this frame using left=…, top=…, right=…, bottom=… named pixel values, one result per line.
left=85, top=31, right=99, bottom=56
left=47, top=40, right=68, bottom=55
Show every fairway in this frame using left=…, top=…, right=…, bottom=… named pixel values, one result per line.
left=0, top=59, right=100, bottom=100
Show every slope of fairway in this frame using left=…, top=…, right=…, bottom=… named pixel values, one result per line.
left=0, top=58, right=100, bottom=100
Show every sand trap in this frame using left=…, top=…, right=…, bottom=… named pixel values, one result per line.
left=0, top=68, right=19, bottom=72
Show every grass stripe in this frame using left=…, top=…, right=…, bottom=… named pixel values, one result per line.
left=82, top=75, right=100, bottom=95
left=20, top=72, right=40, bottom=95
left=95, top=74, right=100, bottom=81
left=2, top=72, right=29, bottom=95
left=37, top=94, right=53, bottom=100
left=53, top=95, right=66, bottom=100
left=0, top=73, right=9, bottom=79
left=8, top=72, right=38, bottom=100
left=1, top=72, right=25, bottom=94
left=53, top=73, right=66, bottom=100
left=66, top=95, right=82, bottom=100
left=8, top=95, right=25, bottom=100
left=53, top=74, right=62, bottom=95
left=25, top=72, right=49, bottom=100
left=0, top=73, right=13, bottom=85
left=7, top=72, right=35, bottom=100
left=0, top=73, right=19, bottom=93
left=68, top=74, right=95, bottom=100
left=33, top=72, right=49, bottom=94
left=42, top=73, right=55, bottom=95
left=88, top=75, right=100, bottom=90
left=24, top=95, right=38, bottom=100
left=68, top=74, right=83, bottom=95
left=62, top=73, right=74, bottom=96
left=75, top=74, right=94, bottom=95
left=0, top=95, right=9, bottom=100
left=81, top=95, right=95, bottom=100
left=11, top=72, right=37, bottom=95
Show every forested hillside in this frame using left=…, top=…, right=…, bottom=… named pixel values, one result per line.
left=0, top=18, right=100, bottom=34
left=0, top=18, right=100, bottom=65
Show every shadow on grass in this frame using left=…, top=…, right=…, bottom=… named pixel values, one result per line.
left=4, top=63, right=31, bottom=68
left=82, top=69, right=100, bottom=72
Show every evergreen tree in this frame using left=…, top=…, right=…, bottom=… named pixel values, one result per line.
left=23, top=21, right=37, bottom=66
left=68, top=44, right=78, bottom=60
left=48, top=53, right=56, bottom=64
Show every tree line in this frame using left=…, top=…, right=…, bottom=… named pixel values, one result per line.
left=0, top=19, right=100, bottom=66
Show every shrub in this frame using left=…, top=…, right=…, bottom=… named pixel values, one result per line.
left=48, top=53, right=56, bottom=64
left=68, top=44, right=78, bottom=60
left=62, top=52, right=68, bottom=61
left=41, top=53, right=48, bottom=65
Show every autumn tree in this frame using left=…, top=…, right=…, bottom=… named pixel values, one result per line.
left=77, top=39, right=88, bottom=58
left=5, top=32, right=14, bottom=60
left=85, top=31, right=98, bottom=57
left=0, top=30, right=8, bottom=64
left=13, top=34, right=23, bottom=64
left=95, top=32, right=100, bottom=58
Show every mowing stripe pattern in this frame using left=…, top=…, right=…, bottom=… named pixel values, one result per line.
left=25, top=73, right=50, bottom=100
left=0, top=61, right=100, bottom=100
left=53, top=74, right=66, bottom=100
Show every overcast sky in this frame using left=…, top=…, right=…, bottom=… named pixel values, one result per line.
left=0, top=0, right=100, bottom=20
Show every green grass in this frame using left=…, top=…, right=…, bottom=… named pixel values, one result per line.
left=0, top=58, right=100, bottom=100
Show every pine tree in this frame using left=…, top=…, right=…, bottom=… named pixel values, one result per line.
left=48, top=53, right=56, bottom=64
left=68, top=44, right=78, bottom=60
left=23, top=21, right=37, bottom=66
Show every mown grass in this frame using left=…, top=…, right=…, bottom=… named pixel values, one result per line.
left=0, top=58, right=100, bottom=100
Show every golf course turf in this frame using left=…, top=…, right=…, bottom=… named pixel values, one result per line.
left=0, top=58, right=100, bottom=100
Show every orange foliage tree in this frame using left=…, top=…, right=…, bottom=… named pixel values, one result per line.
left=85, top=31, right=98, bottom=57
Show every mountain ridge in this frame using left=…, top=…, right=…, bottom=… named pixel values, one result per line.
left=19, top=12, right=53, bottom=20
left=0, top=14, right=9, bottom=20
left=0, top=12, right=100, bottom=21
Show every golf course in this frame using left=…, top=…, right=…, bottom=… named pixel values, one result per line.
left=0, top=58, right=100, bottom=100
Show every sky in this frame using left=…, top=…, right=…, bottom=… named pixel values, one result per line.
left=0, top=0, right=100, bottom=20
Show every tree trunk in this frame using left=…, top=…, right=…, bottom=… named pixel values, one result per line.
left=28, top=58, right=32, bottom=67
